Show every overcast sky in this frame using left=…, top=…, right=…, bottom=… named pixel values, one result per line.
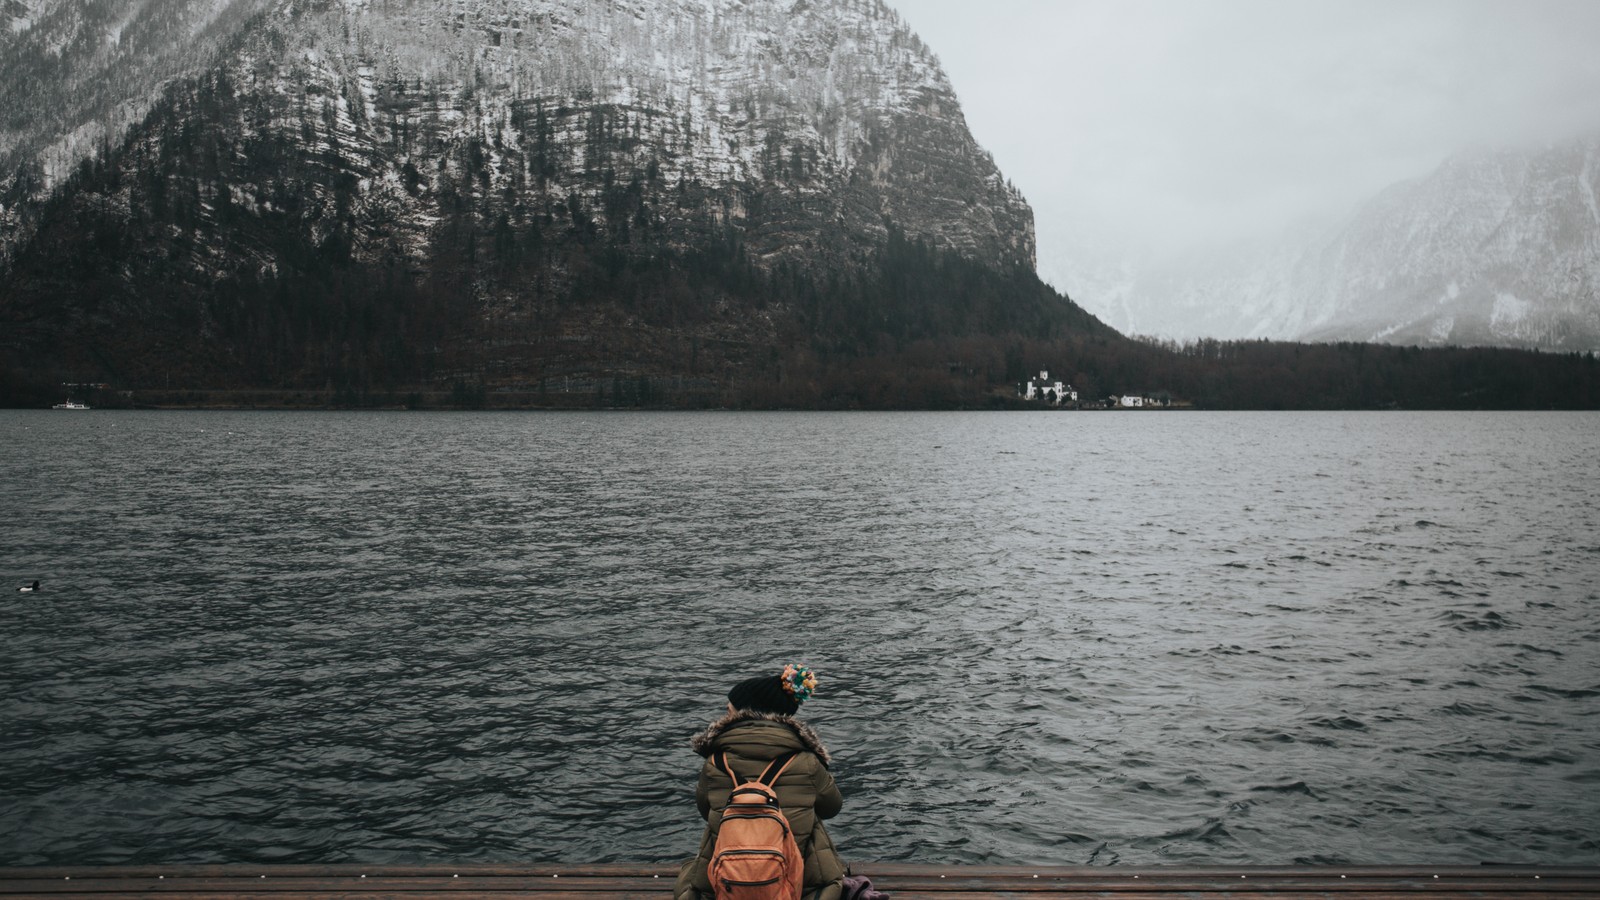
left=886, top=0, right=1600, bottom=281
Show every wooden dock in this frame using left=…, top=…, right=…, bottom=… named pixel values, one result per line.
left=2, top=864, right=1597, bottom=900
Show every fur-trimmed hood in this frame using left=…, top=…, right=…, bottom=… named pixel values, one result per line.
left=690, top=709, right=832, bottom=766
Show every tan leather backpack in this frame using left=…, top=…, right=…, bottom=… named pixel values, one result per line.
left=707, top=750, right=803, bottom=900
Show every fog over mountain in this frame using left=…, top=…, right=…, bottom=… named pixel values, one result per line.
left=1052, top=135, right=1600, bottom=351
left=891, top=0, right=1600, bottom=352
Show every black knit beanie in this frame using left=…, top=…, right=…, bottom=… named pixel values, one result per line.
left=728, top=675, right=800, bottom=716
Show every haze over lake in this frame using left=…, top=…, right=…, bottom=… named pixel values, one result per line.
left=3, top=410, right=1597, bottom=866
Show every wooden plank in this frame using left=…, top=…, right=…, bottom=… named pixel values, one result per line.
left=0, top=890, right=1589, bottom=898
left=0, top=878, right=670, bottom=894
left=861, top=871, right=1600, bottom=894
left=868, top=880, right=1597, bottom=893
left=0, top=890, right=668, bottom=896
left=3, top=867, right=1593, bottom=883
left=0, top=868, right=675, bottom=882
left=859, top=867, right=1600, bottom=881
left=9, top=883, right=1587, bottom=890
left=0, top=871, right=672, bottom=877
left=858, top=875, right=1600, bottom=894
left=0, top=866, right=1594, bottom=900
left=874, top=884, right=1555, bottom=893
left=876, top=890, right=1574, bottom=896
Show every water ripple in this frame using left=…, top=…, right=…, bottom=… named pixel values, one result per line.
left=2, top=410, right=1598, bottom=867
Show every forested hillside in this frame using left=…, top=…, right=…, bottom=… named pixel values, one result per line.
left=2, top=0, right=1071, bottom=402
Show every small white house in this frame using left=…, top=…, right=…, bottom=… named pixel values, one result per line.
left=1021, top=370, right=1078, bottom=405
left=1119, top=395, right=1145, bottom=408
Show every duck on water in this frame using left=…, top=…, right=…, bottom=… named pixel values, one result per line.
left=18, top=581, right=40, bottom=592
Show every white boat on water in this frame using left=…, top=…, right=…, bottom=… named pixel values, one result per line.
left=52, top=400, right=91, bottom=410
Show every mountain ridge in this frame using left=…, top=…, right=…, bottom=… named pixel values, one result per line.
left=1057, top=135, right=1600, bottom=352
left=1, top=0, right=1089, bottom=399
left=3, top=0, right=1036, bottom=269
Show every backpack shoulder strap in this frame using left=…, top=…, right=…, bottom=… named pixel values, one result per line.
left=714, top=750, right=801, bottom=786
left=757, top=751, right=800, bottom=786
left=713, top=750, right=743, bottom=783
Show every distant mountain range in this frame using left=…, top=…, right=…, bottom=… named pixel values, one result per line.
left=1053, top=136, right=1600, bottom=352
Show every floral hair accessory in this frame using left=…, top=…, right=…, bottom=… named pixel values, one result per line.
left=781, top=664, right=817, bottom=704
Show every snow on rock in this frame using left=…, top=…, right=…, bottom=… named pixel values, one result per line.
left=1492, top=292, right=1530, bottom=328
left=1, top=0, right=1034, bottom=274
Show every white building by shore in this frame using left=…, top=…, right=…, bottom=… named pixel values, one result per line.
left=1020, top=370, right=1078, bottom=405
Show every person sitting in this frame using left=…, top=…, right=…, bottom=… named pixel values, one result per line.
left=675, top=665, right=846, bottom=900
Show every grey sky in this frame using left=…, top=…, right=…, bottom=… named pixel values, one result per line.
left=886, top=0, right=1600, bottom=278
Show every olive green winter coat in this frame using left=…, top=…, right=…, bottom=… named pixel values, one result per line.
left=673, top=711, right=846, bottom=900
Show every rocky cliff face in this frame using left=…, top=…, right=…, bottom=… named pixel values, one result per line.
left=171, top=0, right=1037, bottom=268
left=1, top=0, right=1057, bottom=393
left=1061, top=137, right=1600, bottom=352
left=0, top=0, right=269, bottom=255
left=2, top=0, right=1033, bottom=264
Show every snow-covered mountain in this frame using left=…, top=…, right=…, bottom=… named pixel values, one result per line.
left=1058, top=137, right=1600, bottom=352
left=0, top=0, right=269, bottom=210
left=1, top=0, right=1033, bottom=268
left=1, top=0, right=1082, bottom=393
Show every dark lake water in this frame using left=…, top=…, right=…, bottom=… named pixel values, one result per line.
left=2, top=410, right=1597, bottom=867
